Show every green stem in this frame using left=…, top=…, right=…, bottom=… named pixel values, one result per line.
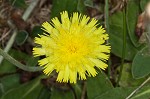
left=105, top=0, right=109, bottom=31
left=126, top=76, right=150, bottom=99
left=0, top=48, right=42, bottom=72
left=22, top=0, right=40, bottom=20
left=116, top=7, right=127, bottom=86
left=0, top=83, right=4, bottom=93
left=0, top=29, right=17, bottom=64
left=105, top=0, right=111, bottom=78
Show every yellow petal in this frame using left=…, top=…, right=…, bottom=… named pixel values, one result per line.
left=89, top=58, right=108, bottom=70
left=43, top=64, right=55, bottom=75
left=41, top=21, right=53, bottom=33
left=33, top=48, right=45, bottom=57
left=85, top=64, right=97, bottom=77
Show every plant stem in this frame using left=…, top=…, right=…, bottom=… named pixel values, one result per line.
left=22, top=0, right=40, bottom=20
left=0, top=29, right=17, bottom=64
left=0, top=48, right=42, bottom=72
left=105, top=0, right=109, bottom=32
left=105, top=0, right=111, bottom=78
left=116, top=7, right=127, bottom=86
left=126, top=76, right=150, bottom=99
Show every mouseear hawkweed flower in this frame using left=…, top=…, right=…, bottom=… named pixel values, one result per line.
left=33, top=11, right=110, bottom=83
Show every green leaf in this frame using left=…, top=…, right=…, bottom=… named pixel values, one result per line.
left=77, top=0, right=86, bottom=13
left=9, top=0, right=27, bottom=9
left=132, top=46, right=150, bottom=78
left=26, top=57, right=39, bottom=67
left=118, top=63, right=145, bottom=87
left=0, top=74, right=20, bottom=97
left=95, top=87, right=134, bottom=99
left=140, top=0, right=150, bottom=11
left=126, top=0, right=141, bottom=47
left=72, top=84, right=82, bottom=99
left=95, top=86, right=150, bottom=99
left=50, top=88, right=74, bottom=99
left=31, top=26, right=44, bottom=38
left=0, top=59, right=16, bottom=74
left=16, top=30, right=28, bottom=45
left=51, top=0, right=78, bottom=18
left=87, top=71, right=113, bottom=99
left=38, top=87, right=51, bottom=99
left=1, top=76, right=43, bottom=99
left=109, top=11, right=140, bottom=60
left=0, top=74, right=20, bottom=92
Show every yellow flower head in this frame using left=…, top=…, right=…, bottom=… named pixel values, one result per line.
left=33, top=11, right=110, bottom=83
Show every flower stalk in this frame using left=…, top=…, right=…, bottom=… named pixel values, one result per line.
left=0, top=48, right=42, bottom=72
left=116, top=5, right=127, bottom=86
left=105, top=0, right=111, bottom=79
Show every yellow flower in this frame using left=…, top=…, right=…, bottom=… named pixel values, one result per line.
left=33, top=11, right=110, bottom=83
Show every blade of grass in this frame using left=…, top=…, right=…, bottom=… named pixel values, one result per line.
left=126, top=76, right=150, bottom=99
left=105, top=0, right=111, bottom=79
left=116, top=4, right=127, bottom=86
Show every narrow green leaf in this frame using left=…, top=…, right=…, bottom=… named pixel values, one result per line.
left=126, top=0, right=141, bottom=47
left=1, top=76, right=43, bottom=99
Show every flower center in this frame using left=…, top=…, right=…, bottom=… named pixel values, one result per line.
left=68, top=45, right=77, bottom=54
